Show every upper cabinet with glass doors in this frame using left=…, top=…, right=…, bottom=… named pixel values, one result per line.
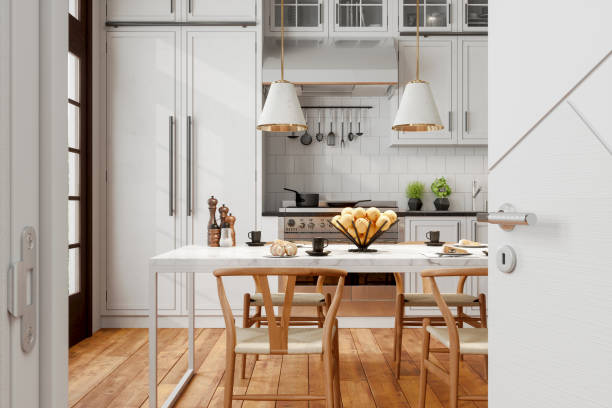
left=398, top=0, right=487, bottom=32
left=106, top=0, right=256, bottom=22
left=269, top=0, right=327, bottom=34
left=333, top=0, right=388, bottom=33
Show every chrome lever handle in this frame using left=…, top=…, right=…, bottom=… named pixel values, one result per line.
left=477, top=204, right=537, bottom=231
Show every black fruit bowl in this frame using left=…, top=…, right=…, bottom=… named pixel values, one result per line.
left=328, top=218, right=397, bottom=252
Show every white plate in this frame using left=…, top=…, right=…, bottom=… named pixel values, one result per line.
left=262, top=255, right=298, bottom=258
left=454, top=244, right=488, bottom=248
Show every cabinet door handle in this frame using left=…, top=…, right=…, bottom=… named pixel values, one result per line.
left=457, top=221, right=461, bottom=242
left=187, top=115, right=193, bottom=216
left=189, top=0, right=192, bottom=14
left=168, top=116, right=174, bottom=216
left=336, top=3, right=339, bottom=25
left=448, top=3, right=451, bottom=26
left=170, top=0, right=173, bottom=13
left=464, top=2, right=468, bottom=25
left=464, top=111, right=469, bottom=132
left=320, top=3, right=323, bottom=24
left=448, top=111, right=452, bottom=132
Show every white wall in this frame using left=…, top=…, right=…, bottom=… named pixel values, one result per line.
left=263, top=96, right=488, bottom=211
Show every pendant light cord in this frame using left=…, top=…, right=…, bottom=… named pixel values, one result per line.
left=281, top=0, right=285, bottom=81
left=416, top=0, right=420, bottom=81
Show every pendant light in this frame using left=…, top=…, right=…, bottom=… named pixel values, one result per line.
left=392, top=0, right=443, bottom=132
left=257, top=0, right=307, bottom=132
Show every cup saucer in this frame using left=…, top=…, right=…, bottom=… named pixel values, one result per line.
left=246, top=242, right=265, bottom=247
left=306, top=250, right=331, bottom=257
left=425, top=241, right=444, bottom=247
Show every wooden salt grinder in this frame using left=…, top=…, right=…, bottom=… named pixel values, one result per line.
left=218, top=203, right=229, bottom=228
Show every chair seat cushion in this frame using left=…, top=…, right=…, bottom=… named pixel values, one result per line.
left=235, top=327, right=332, bottom=355
left=426, top=327, right=488, bottom=355
left=403, top=293, right=479, bottom=307
left=250, top=292, right=326, bottom=306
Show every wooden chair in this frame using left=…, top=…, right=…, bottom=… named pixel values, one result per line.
left=215, top=267, right=346, bottom=408
left=240, top=275, right=331, bottom=378
left=393, top=271, right=487, bottom=379
left=418, top=268, right=488, bottom=408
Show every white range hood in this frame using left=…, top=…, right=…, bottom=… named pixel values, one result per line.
left=263, top=38, right=398, bottom=97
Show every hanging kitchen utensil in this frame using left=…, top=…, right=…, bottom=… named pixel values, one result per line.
left=300, top=112, right=313, bottom=145
left=341, top=121, right=345, bottom=149
left=348, top=109, right=355, bottom=141
left=283, top=188, right=319, bottom=207
left=356, top=107, right=364, bottom=137
left=327, top=112, right=336, bottom=146
left=315, top=109, right=324, bottom=142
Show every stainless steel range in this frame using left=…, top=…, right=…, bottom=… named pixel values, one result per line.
left=278, top=201, right=403, bottom=243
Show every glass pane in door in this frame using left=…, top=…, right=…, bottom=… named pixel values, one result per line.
left=425, top=5, right=447, bottom=27
left=69, top=247, right=80, bottom=295
left=466, top=0, right=488, bottom=28
left=68, top=200, right=80, bottom=244
left=402, top=0, right=448, bottom=28
left=68, top=104, right=80, bottom=149
left=68, top=53, right=80, bottom=102
left=69, top=0, right=79, bottom=19
left=68, top=152, right=80, bottom=196
left=297, top=3, right=320, bottom=27
left=362, top=5, right=383, bottom=27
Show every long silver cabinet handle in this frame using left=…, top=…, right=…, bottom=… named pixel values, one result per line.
left=170, top=0, right=173, bottom=14
left=189, top=0, right=192, bottom=14
left=464, top=2, right=468, bottom=25
left=187, top=115, right=193, bottom=216
left=448, top=111, right=452, bottom=132
left=464, top=111, right=469, bottom=133
left=169, top=116, right=174, bottom=216
left=448, top=4, right=451, bottom=26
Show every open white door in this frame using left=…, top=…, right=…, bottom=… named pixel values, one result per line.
left=489, top=1, right=612, bottom=406
left=1, top=0, right=40, bottom=406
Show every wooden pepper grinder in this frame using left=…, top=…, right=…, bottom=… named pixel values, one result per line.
left=207, top=196, right=220, bottom=247
left=218, top=203, right=229, bottom=228
left=226, top=213, right=236, bottom=246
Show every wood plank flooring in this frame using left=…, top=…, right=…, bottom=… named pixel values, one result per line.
left=69, top=328, right=487, bottom=408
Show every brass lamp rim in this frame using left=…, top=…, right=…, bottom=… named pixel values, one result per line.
left=392, top=123, right=445, bottom=132
left=256, top=123, right=308, bottom=132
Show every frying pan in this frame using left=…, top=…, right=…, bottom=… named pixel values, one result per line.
left=326, top=199, right=371, bottom=208
left=284, top=188, right=319, bottom=207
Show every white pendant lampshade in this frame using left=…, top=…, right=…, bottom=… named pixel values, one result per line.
left=392, top=80, right=443, bottom=131
left=257, top=80, right=306, bottom=132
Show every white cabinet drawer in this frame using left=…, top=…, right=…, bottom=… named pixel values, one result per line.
left=187, top=0, right=256, bottom=22
left=106, top=0, right=177, bottom=21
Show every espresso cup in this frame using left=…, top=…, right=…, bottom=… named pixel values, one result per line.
left=426, top=230, right=440, bottom=243
left=248, top=230, right=261, bottom=243
left=312, top=237, right=329, bottom=253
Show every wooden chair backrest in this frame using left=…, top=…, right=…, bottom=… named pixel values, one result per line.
left=215, top=267, right=347, bottom=354
left=420, top=268, right=488, bottom=352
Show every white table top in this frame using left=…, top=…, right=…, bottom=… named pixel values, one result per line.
left=150, top=244, right=488, bottom=273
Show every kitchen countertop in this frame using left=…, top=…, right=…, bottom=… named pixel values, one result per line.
left=263, top=211, right=480, bottom=217
left=150, top=244, right=488, bottom=273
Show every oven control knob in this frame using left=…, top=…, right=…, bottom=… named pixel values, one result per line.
left=287, top=219, right=295, bottom=227
left=299, top=222, right=306, bottom=229
left=307, top=222, right=315, bottom=229
left=320, top=222, right=326, bottom=228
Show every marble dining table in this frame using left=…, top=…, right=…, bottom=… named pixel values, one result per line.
left=148, top=243, right=488, bottom=407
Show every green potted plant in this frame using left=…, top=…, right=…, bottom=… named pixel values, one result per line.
left=431, top=177, right=452, bottom=210
left=406, top=181, right=425, bottom=211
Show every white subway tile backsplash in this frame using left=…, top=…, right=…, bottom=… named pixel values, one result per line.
left=294, top=156, right=314, bottom=174
left=263, top=96, right=487, bottom=211
left=332, top=155, right=352, bottom=174
left=361, top=174, right=380, bottom=193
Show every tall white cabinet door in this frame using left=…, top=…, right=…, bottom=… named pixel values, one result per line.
left=187, top=0, right=257, bottom=22
left=185, top=30, right=257, bottom=313
left=459, top=37, right=487, bottom=144
left=106, top=0, right=177, bottom=21
left=106, top=31, right=181, bottom=313
left=394, top=37, right=457, bottom=145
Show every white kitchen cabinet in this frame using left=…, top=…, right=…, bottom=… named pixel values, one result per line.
left=459, top=37, right=487, bottom=144
left=106, top=0, right=177, bottom=21
left=105, top=30, right=182, bottom=314
left=392, top=37, right=457, bottom=145
left=398, top=0, right=454, bottom=32
left=185, top=30, right=257, bottom=247
left=187, top=0, right=257, bottom=22
left=409, top=217, right=467, bottom=242
left=460, top=0, right=487, bottom=31
left=268, top=0, right=327, bottom=34
left=469, top=217, right=487, bottom=243
left=333, top=0, right=388, bottom=33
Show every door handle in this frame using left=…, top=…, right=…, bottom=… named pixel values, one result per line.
left=8, top=227, right=37, bottom=353
left=464, top=111, right=468, bottom=132
left=448, top=111, right=452, bottom=132
left=169, top=116, right=174, bottom=216
left=187, top=115, right=193, bottom=216
left=477, top=203, right=537, bottom=231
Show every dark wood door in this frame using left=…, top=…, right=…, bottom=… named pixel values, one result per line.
left=68, top=0, right=91, bottom=346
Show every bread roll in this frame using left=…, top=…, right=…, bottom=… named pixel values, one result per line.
left=354, top=218, right=369, bottom=234
left=346, top=226, right=358, bottom=240
left=341, top=207, right=353, bottom=217
left=358, top=232, right=367, bottom=244
left=284, top=242, right=298, bottom=256
left=376, top=214, right=391, bottom=231
left=366, top=207, right=380, bottom=222
left=331, top=215, right=341, bottom=228
left=383, top=210, right=397, bottom=224
left=353, top=207, right=366, bottom=219
left=270, top=242, right=285, bottom=256
left=339, top=213, right=354, bottom=229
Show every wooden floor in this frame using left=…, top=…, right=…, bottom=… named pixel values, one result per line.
left=69, top=328, right=487, bottom=408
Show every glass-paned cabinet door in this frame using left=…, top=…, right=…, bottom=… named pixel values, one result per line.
left=271, top=0, right=324, bottom=32
left=462, top=0, right=487, bottom=31
left=399, top=0, right=451, bottom=32
left=335, top=0, right=387, bottom=32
